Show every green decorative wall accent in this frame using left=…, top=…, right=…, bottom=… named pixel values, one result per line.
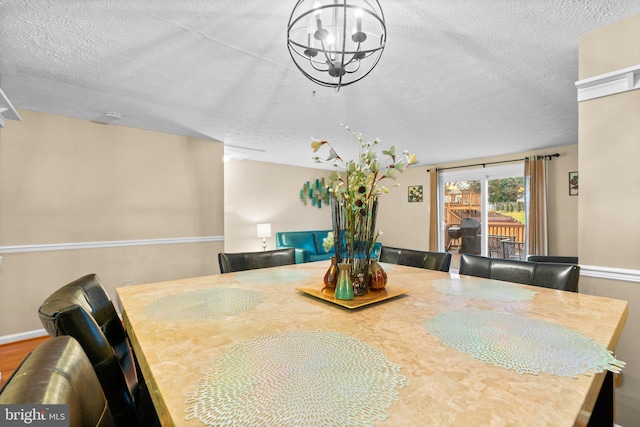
left=300, top=178, right=330, bottom=208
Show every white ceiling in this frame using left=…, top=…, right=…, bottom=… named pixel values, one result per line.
left=1, top=1, right=639, bottom=169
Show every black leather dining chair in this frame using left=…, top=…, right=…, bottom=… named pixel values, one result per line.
left=0, top=335, right=115, bottom=427
left=38, top=274, right=159, bottom=427
left=459, top=254, right=580, bottom=292
left=218, top=248, right=296, bottom=273
left=379, top=246, right=452, bottom=272
left=527, top=255, right=579, bottom=264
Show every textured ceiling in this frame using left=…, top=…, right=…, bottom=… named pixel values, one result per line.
left=1, top=1, right=639, bottom=169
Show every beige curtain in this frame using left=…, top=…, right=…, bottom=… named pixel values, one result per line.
left=429, top=169, right=439, bottom=251
left=525, top=157, right=548, bottom=256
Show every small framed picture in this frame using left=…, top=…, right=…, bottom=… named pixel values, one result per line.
left=569, top=171, right=578, bottom=196
left=408, top=185, right=423, bottom=203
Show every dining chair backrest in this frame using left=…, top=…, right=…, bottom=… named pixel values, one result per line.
left=38, top=274, right=159, bottom=427
left=527, top=255, right=579, bottom=264
left=218, top=248, right=296, bottom=273
left=379, top=246, right=452, bottom=272
left=459, top=254, right=580, bottom=292
left=490, top=258, right=536, bottom=284
left=39, top=274, right=135, bottom=379
left=0, top=336, right=115, bottom=427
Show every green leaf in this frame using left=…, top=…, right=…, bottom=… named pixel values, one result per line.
left=385, top=168, right=396, bottom=179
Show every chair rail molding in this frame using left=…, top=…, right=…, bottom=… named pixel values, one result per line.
left=575, top=64, right=640, bottom=102
left=579, top=264, right=640, bottom=283
left=0, top=235, right=224, bottom=254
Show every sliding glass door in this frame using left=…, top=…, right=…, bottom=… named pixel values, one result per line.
left=439, top=164, right=525, bottom=259
left=442, top=178, right=483, bottom=255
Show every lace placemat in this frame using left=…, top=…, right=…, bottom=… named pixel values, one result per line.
left=234, top=268, right=309, bottom=285
left=432, top=277, right=537, bottom=302
left=143, top=288, right=264, bottom=321
left=424, top=309, right=625, bottom=377
left=185, top=330, right=408, bottom=426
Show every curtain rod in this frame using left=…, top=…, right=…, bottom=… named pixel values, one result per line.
left=426, top=153, right=559, bottom=172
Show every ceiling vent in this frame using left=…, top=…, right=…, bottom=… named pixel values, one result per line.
left=91, top=111, right=122, bottom=125
left=0, top=88, right=21, bottom=128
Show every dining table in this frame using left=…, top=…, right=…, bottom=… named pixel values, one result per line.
left=116, top=260, right=628, bottom=427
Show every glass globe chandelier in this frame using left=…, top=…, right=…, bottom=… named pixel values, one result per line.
left=287, top=0, right=387, bottom=92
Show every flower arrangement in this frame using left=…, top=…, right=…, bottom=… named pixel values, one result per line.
left=311, top=125, right=418, bottom=295
left=312, top=124, right=418, bottom=205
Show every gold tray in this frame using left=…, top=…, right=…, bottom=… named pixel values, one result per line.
left=296, top=284, right=409, bottom=309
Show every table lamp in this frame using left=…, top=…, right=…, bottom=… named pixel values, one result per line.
left=257, top=223, right=271, bottom=251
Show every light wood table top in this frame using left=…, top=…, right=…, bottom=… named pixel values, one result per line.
left=117, top=261, right=627, bottom=427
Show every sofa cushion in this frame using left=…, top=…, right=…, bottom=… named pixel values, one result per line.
left=313, top=231, right=334, bottom=255
left=280, top=232, right=317, bottom=255
left=310, top=253, right=333, bottom=262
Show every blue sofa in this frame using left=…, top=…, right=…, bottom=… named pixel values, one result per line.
left=275, top=230, right=334, bottom=263
left=275, top=230, right=382, bottom=264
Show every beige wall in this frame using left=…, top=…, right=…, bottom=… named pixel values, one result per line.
left=578, top=14, right=640, bottom=80
left=579, top=92, right=640, bottom=268
left=0, top=110, right=224, bottom=337
left=223, top=159, right=332, bottom=253
left=545, top=146, right=580, bottom=256
left=578, top=13, right=640, bottom=426
left=375, top=165, right=430, bottom=250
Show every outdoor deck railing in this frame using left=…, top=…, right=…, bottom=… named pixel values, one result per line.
left=488, top=223, right=525, bottom=243
left=447, top=222, right=525, bottom=244
left=447, top=223, right=526, bottom=261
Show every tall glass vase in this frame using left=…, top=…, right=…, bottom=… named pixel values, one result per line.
left=331, top=194, right=379, bottom=296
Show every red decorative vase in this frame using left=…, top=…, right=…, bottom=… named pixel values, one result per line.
left=368, top=260, right=387, bottom=290
left=323, top=256, right=339, bottom=290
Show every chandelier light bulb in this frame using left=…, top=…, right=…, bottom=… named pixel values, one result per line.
left=354, top=8, right=363, bottom=32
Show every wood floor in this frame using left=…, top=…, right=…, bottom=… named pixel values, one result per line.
left=0, top=336, right=49, bottom=387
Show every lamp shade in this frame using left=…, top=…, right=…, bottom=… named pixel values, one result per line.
left=257, top=223, right=272, bottom=238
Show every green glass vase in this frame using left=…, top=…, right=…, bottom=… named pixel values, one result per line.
left=335, top=263, right=354, bottom=300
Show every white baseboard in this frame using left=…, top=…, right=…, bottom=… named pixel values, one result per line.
left=0, top=329, right=48, bottom=345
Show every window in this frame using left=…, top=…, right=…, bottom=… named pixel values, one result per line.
left=439, top=163, right=525, bottom=259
